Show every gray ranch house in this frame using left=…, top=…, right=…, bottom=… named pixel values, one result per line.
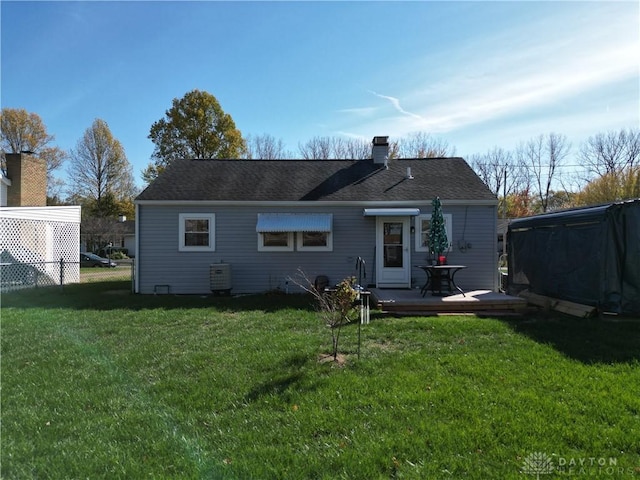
left=134, top=137, right=498, bottom=295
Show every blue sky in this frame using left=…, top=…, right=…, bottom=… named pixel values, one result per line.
left=2, top=1, right=638, bottom=190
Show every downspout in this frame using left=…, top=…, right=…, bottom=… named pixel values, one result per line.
left=134, top=202, right=140, bottom=293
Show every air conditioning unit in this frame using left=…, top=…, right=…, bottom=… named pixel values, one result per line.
left=210, top=263, right=231, bottom=295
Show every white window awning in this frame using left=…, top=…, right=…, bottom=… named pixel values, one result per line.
left=256, top=213, right=333, bottom=232
left=363, top=208, right=421, bottom=217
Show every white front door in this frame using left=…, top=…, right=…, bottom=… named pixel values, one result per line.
left=376, top=216, right=411, bottom=288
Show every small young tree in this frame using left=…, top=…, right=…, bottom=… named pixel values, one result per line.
left=292, top=270, right=359, bottom=361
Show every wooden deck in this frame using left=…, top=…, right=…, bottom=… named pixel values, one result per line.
left=369, top=288, right=528, bottom=315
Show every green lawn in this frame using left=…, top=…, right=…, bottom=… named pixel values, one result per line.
left=2, top=281, right=639, bottom=479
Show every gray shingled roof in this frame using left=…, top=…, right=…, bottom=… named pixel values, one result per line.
left=135, top=157, right=496, bottom=202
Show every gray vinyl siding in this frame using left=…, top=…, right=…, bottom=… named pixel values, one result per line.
left=436, top=204, right=498, bottom=292
left=137, top=203, right=497, bottom=294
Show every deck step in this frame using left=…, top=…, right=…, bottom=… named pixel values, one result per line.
left=379, top=303, right=527, bottom=313
left=371, top=289, right=528, bottom=315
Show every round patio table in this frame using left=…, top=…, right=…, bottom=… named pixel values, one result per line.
left=416, top=265, right=467, bottom=297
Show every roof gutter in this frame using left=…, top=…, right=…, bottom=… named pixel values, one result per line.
left=134, top=199, right=498, bottom=207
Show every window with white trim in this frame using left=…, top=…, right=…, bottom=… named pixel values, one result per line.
left=256, top=213, right=333, bottom=252
left=179, top=213, right=215, bottom=252
left=415, top=213, right=452, bottom=253
left=297, top=231, right=333, bottom=251
left=258, top=231, right=294, bottom=251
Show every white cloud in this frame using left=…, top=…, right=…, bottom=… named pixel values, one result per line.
left=338, top=3, right=639, bottom=144
left=415, top=40, right=636, bottom=134
left=368, top=91, right=424, bottom=121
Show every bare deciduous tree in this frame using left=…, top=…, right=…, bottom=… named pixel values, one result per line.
left=343, top=137, right=371, bottom=159
left=245, top=133, right=291, bottom=159
left=397, top=132, right=455, bottom=158
left=297, top=136, right=372, bottom=160
left=517, top=133, right=570, bottom=213
left=579, top=128, right=640, bottom=177
left=298, top=136, right=332, bottom=160
left=471, top=147, right=532, bottom=217
left=470, top=147, right=515, bottom=196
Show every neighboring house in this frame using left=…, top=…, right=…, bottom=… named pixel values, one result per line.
left=0, top=206, right=81, bottom=289
left=497, top=218, right=513, bottom=256
left=0, top=153, right=80, bottom=290
left=121, top=219, right=136, bottom=257
left=134, top=137, right=499, bottom=295
left=0, top=170, right=11, bottom=207
left=3, top=153, right=47, bottom=208
left=80, top=218, right=136, bottom=257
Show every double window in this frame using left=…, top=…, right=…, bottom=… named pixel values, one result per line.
left=178, top=213, right=215, bottom=252
left=415, top=213, right=452, bottom=253
left=257, top=213, right=333, bottom=252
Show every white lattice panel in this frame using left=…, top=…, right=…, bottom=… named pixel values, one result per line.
left=0, top=209, right=80, bottom=290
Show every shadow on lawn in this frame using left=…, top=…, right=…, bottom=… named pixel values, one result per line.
left=500, top=313, right=640, bottom=364
left=244, top=353, right=317, bottom=404
left=2, top=281, right=317, bottom=313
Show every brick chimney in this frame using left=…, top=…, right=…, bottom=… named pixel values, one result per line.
left=372, top=136, right=389, bottom=164
left=5, top=152, right=47, bottom=207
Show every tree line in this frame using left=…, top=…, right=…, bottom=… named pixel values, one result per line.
left=2, top=89, right=638, bottom=226
left=1, top=110, right=137, bottom=253
left=470, top=129, right=639, bottom=216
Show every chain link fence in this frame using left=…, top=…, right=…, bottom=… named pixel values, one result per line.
left=1, top=258, right=134, bottom=292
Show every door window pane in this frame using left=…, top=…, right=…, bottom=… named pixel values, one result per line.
left=383, top=222, right=403, bottom=267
